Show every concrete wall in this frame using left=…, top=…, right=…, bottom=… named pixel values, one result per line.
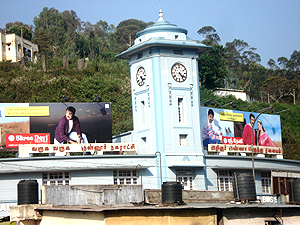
left=0, top=172, right=42, bottom=218
left=0, top=30, right=5, bottom=61
left=221, top=207, right=300, bottom=225
left=42, top=186, right=233, bottom=206
left=11, top=206, right=217, bottom=225
left=105, top=208, right=217, bottom=225
left=41, top=185, right=143, bottom=205
left=144, top=189, right=234, bottom=204
left=40, top=211, right=105, bottom=225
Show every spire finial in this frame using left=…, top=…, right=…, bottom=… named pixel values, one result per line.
left=158, top=0, right=164, bottom=21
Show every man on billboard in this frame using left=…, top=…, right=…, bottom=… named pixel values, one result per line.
left=242, top=113, right=256, bottom=145
left=54, top=106, right=88, bottom=144
left=202, top=109, right=222, bottom=147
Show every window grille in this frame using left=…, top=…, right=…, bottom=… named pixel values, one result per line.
left=177, top=170, right=193, bottom=190
left=217, top=170, right=233, bottom=191
left=261, top=171, right=271, bottom=194
left=113, top=170, right=139, bottom=185
left=42, top=172, right=70, bottom=186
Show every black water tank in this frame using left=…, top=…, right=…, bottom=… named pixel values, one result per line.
left=289, top=179, right=300, bottom=203
left=233, top=174, right=256, bottom=201
left=17, top=180, right=39, bottom=205
left=162, top=181, right=183, bottom=204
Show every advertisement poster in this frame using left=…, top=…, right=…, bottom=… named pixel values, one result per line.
left=0, top=103, right=112, bottom=150
left=6, top=133, right=50, bottom=147
left=200, top=106, right=282, bottom=148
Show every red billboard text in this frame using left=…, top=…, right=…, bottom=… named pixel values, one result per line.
left=222, top=136, right=244, bottom=145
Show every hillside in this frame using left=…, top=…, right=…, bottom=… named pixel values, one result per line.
left=0, top=60, right=299, bottom=160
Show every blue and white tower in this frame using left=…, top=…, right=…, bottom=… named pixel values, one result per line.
left=116, top=10, right=210, bottom=190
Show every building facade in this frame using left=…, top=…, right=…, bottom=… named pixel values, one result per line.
left=0, top=29, right=38, bottom=63
left=213, top=88, right=258, bottom=102
left=116, top=10, right=211, bottom=189
left=1, top=10, right=300, bottom=220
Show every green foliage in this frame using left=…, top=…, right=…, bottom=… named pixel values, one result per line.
left=29, top=7, right=153, bottom=59
left=0, top=152, right=17, bottom=158
left=197, top=26, right=299, bottom=104
left=115, top=19, right=153, bottom=52
left=197, top=26, right=221, bottom=45
left=5, top=21, right=33, bottom=41
left=0, top=58, right=132, bottom=136
left=261, top=76, right=298, bottom=102
left=32, top=30, right=52, bottom=56
left=198, top=45, right=228, bottom=89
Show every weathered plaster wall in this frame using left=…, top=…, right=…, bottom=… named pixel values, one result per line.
left=39, top=211, right=105, bottom=225
left=105, top=208, right=217, bottom=225
left=221, top=207, right=300, bottom=225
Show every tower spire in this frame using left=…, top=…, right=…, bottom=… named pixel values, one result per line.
left=158, top=0, right=164, bottom=21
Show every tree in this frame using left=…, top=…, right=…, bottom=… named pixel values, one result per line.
left=261, top=76, right=297, bottom=103
left=224, top=39, right=249, bottom=72
left=198, top=45, right=228, bottom=89
left=33, top=7, right=80, bottom=57
left=5, top=22, right=33, bottom=41
left=32, top=30, right=52, bottom=56
left=115, top=19, right=153, bottom=52
left=197, top=26, right=221, bottom=46
left=267, top=59, right=276, bottom=69
left=287, top=50, right=300, bottom=71
left=242, top=47, right=261, bottom=64
left=278, top=57, right=288, bottom=70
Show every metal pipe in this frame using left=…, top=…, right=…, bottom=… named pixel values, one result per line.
left=155, top=151, right=162, bottom=187
left=136, top=164, right=143, bottom=203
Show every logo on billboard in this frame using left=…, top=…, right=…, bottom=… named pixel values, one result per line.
left=8, top=135, right=15, bottom=142
left=6, top=133, right=50, bottom=148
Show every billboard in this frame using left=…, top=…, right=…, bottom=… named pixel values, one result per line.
left=0, top=103, right=112, bottom=150
left=200, top=106, right=282, bottom=148
left=6, top=133, right=50, bottom=147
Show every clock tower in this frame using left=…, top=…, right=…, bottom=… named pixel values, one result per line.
left=116, top=10, right=210, bottom=190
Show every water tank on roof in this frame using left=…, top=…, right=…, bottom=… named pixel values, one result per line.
left=233, top=173, right=256, bottom=202
left=17, top=179, right=39, bottom=205
left=161, top=181, right=183, bottom=204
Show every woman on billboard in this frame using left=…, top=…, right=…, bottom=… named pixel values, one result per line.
left=257, top=120, right=277, bottom=147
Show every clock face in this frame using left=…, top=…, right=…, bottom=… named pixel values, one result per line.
left=171, top=63, right=187, bottom=83
left=136, top=67, right=146, bottom=86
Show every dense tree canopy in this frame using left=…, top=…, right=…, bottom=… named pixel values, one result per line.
left=195, top=26, right=299, bottom=103
left=6, top=21, right=33, bottom=41
left=198, top=45, right=228, bottom=89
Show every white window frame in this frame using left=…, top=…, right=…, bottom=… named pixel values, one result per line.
left=261, top=171, right=271, bottom=194
left=42, top=171, right=70, bottom=186
left=217, top=170, right=234, bottom=191
left=177, top=170, right=193, bottom=190
left=177, top=96, right=187, bottom=124
left=113, top=170, right=139, bottom=185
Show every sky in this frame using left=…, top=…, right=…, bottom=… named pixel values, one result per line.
left=0, top=0, right=299, bottom=68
